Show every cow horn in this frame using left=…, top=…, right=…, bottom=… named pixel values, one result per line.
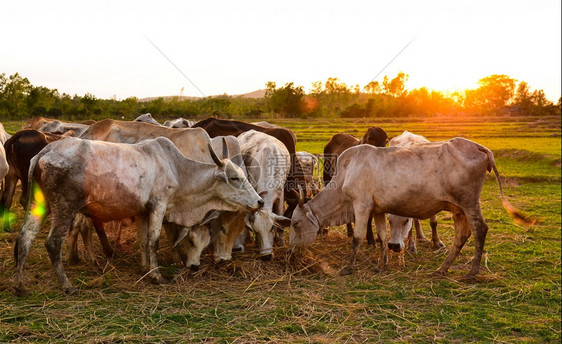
left=208, top=143, right=224, bottom=168
left=222, top=137, right=229, bottom=158
left=298, top=185, right=305, bottom=207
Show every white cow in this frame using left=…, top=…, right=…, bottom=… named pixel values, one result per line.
left=0, top=123, right=10, bottom=144
left=14, top=136, right=263, bottom=295
left=0, top=123, right=10, bottom=199
left=164, top=118, right=195, bottom=128
left=134, top=113, right=162, bottom=126
left=387, top=131, right=444, bottom=253
left=296, top=151, right=319, bottom=197
left=165, top=135, right=249, bottom=269
left=290, top=138, right=533, bottom=278
left=231, top=130, right=292, bottom=258
left=38, top=120, right=89, bottom=136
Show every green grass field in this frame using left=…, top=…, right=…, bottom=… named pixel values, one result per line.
left=0, top=116, right=560, bottom=343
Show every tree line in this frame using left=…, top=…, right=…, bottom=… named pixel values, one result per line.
left=0, top=72, right=559, bottom=121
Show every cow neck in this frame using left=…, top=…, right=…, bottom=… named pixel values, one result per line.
left=307, top=186, right=354, bottom=227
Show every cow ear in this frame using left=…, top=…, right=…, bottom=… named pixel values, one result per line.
left=306, top=211, right=319, bottom=228
left=274, top=214, right=292, bottom=228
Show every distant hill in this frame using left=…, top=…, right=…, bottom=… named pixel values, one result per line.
left=138, top=89, right=266, bottom=102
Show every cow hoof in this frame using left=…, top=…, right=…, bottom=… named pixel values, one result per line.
left=431, top=270, right=447, bottom=278
left=433, top=242, right=446, bottom=250
left=339, top=267, right=353, bottom=276
left=67, top=256, right=81, bottom=265
left=152, top=276, right=169, bottom=285
left=407, top=246, right=418, bottom=254
left=259, top=254, right=273, bottom=261
left=189, top=265, right=200, bottom=272
left=14, top=286, right=29, bottom=297
left=63, top=287, right=79, bottom=295
left=417, top=236, right=430, bottom=243
left=215, top=259, right=229, bottom=266
left=460, top=272, right=478, bottom=281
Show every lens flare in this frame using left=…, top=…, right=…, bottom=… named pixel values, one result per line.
left=31, top=184, right=46, bottom=219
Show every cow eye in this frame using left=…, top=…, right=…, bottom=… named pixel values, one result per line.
left=229, top=177, right=240, bottom=181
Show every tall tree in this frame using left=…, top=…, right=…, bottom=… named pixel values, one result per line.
left=0, top=73, right=31, bottom=118
left=475, top=74, right=517, bottom=113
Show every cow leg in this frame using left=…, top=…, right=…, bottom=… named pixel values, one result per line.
left=407, top=227, right=417, bottom=253
left=92, top=220, right=113, bottom=258
left=373, top=213, right=388, bottom=271
left=430, top=215, right=445, bottom=249
left=163, top=223, right=184, bottom=265
left=434, top=211, right=471, bottom=276
left=346, top=223, right=354, bottom=237
left=340, top=206, right=371, bottom=276
left=0, top=171, right=17, bottom=230
left=19, top=176, right=32, bottom=211
left=465, top=209, right=488, bottom=279
left=366, top=216, right=376, bottom=246
left=44, top=215, right=76, bottom=294
left=414, top=219, right=429, bottom=243
left=14, top=212, right=44, bottom=296
left=112, top=220, right=123, bottom=250
left=66, top=216, right=81, bottom=265
left=136, top=216, right=150, bottom=271
left=146, top=210, right=167, bottom=284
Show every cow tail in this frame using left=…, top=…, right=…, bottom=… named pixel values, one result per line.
left=14, top=153, right=43, bottom=265
left=481, top=147, right=536, bottom=226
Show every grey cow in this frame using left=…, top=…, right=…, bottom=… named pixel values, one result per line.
left=290, top=137, right=533, bottom=278
left=14, top=137, right=263, bottom=295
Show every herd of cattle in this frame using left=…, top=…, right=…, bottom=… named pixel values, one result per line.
left=0, top=115, right=532, bottom=295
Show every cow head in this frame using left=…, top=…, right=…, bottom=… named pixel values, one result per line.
left=387, top=214, right=412, bottom=252
left=209, top=142, right=264, bottom=212
left=289, top=187, right=320, bottom=247
left=246, top=195, right=291, bottom=257
left=359, top=127, right=388, bottom=147
left=176, top=225, right=212, bottom=271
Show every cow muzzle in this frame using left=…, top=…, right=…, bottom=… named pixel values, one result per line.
left=388, top=242, right=403, bottom=252
left=246, top=199, right=264, bottom=213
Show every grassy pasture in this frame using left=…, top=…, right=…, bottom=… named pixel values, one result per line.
left=0, top=116, right=560, bottom=343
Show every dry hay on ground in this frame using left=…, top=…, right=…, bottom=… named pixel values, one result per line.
left=0, top=220, right=452, bottom=295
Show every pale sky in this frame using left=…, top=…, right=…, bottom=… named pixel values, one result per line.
left=1, top=0, right=560, bottom=102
